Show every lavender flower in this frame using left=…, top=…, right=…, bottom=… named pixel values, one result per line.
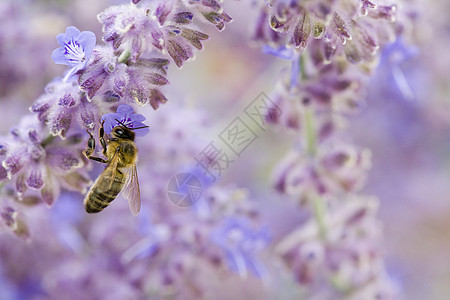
left=124, top=59, right=169, bottom=108
left=51, top=26, right=96, bottom=82
left=77, top=45, right=119, bottom=100
left=101, top=104, right=150, bottom=136
left=77, top=45, right=170, bottom=108
left=211, top=217, right=269, bottom=279
left=0, top=115, right=90, bottom=206
left=30, top=78, right=99, bottom=138
left=98, top=5, right=163, bottom=63
left=134, top=0, right=233, bottom=31
left=378, top=37, right=419, bottom=101
left=0, top=205, right=30, bottom=241
left=254, top=0, right=396, bottom=64
left=253, top=0, right=413, bottom=298
left=275, top=195, right=395, bottom=298
left=181, top=0, right=233, bottom=31
left=98, top=2, right=212, bottom=68
left=273, top=141, right=372, bottom=203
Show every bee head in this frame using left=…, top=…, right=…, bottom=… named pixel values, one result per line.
left=112, top=126, right=135, bottom=141
left=110, top=118, right=149, bottom=141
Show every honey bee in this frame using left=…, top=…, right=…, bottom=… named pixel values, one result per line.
left=83, top=120, right=148, bottom=215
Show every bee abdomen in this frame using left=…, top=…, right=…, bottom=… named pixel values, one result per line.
left=84, top=174, right=126, bottom=213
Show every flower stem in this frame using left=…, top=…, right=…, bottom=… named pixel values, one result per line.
left=299, top=54, right=307, bottom=81
left=312, top=193, right=327, bottom=240
left=304, top=108, right=317, bottom=157
left=118, top=50, right=131, bottom=64
left=290, top=54, right=300, bottom=89
left=40, top=135, right=56, bottom=148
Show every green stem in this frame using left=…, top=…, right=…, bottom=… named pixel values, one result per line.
left=118, top=50, right=131, bottom=64
left=304, top=108, right=317, bottom=157
left=329, top=273, right=350, bottom=293
left=299, top=54, right=307, bottom=80
left=40, top=135, right=56, bottom=148
left=312, top=193, right=327, bottom=240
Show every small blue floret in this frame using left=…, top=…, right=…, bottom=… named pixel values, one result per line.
left=101, top=104, right=150, bottom=137
left=51, top=26, right=96, bottom=81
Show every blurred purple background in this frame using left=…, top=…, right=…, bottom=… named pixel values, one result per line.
left=0, top=0, right=449, bottom=299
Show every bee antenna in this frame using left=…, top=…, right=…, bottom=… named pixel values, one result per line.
left=114, top=119, right=129, bottom=129
left=132, top=125, right=150, bottom=130
left=114, top=119, right=149, bottom=130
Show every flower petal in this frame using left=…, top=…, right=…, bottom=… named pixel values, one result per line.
left=65, top=26, right=81, bottom=38
left=26, top=164, right=45, bottom=190
left=116, top=104, right=134, bottom=116
left=51, top=48, right=69, bottom=65
left=101, top=104, right=149, bottom=136
left=78, top=31, right=97, bottom=55
left=101, top=112, right=121, bottom=134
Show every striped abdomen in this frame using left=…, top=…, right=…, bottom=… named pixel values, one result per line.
left=84, top=170, right=126, bottom=213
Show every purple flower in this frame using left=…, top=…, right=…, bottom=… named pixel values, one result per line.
left=98, top=5, right=163, bottom=63
left=182, top=0, right=232, bottom=31
left=262, top=45, right=296, bottom=60
left=1, top=206, right=30, bottom=241
left=77, top=45, right=169, bottom=107
left=262, top=45, right=300, bottom=88
left=378, top=37, right=419, bottom=101
left=101, top=104, right=149, bottom=136
left=31, top=78, right=99, bottom=137
left=125, top=59, right=169, bottom=108
left=0, top=116, right=90, bottom=206
left=77, top=45, right=119, bottom=100
left=212, top=218, right=269, bottom=279
left=255, top=0, right=397, bottom=65
left=98, top=3, right=210, bottom=68
left=51, top=26, right=96, bottom=81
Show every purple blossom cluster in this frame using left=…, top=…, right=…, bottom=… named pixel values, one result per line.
left=3, top=108, right=257, bottom=299
left=0, top=100, right=271, bottom=298
left=0, top=0, right=231, bottom=208
left=250, top=0, right=417, bottom=297
left=0, top=116, right=90, bottom=206
left=274, top=141, right=371, bottom=201
left=255, top=0, right=397, bottom=64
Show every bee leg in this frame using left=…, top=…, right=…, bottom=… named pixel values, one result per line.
left=88, top=156, right=108, bottom=164
left=84, top=130, right=108, bottom=164
left=84, top=130, right=96, bottom=158
left=100, top=120, right=107, bottom=156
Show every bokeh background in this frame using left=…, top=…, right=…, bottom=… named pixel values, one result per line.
left=0, top=0, right=449, bottom=299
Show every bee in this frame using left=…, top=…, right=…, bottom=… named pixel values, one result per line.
left=83, top=120, right=148, bottom=215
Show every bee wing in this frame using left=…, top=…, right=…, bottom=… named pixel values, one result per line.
left=122, top=164, right=141, bottom=216
left=99, top=148, right=121, bottom=192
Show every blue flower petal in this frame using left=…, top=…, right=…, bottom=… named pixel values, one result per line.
left=243, top=254, right=267, bottom=279
left=101, top=113, right=120, bottom=133
left=101, top=104, right=149, bottom=136
left=52, top=26, right=97, bottom=81
left=78, top=31, right=96, bottom=53
left=133, top=125, right=150, bottom=136
left=65, top=26, right=81, bottom=39
left=224, top=249, right=248, bottom=278
left=56, top=26, right=80, bottom=46
left=63, top=67, right=81, bottom=82
left=56, top=33, right=68, bottom=47
left=51, top=48, right=69, bottom=65
left=128, top=114, right=146, bottom=123
left=262, top=45, right=295, bottom=60
left=116, top=104, right=134, bottom=116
